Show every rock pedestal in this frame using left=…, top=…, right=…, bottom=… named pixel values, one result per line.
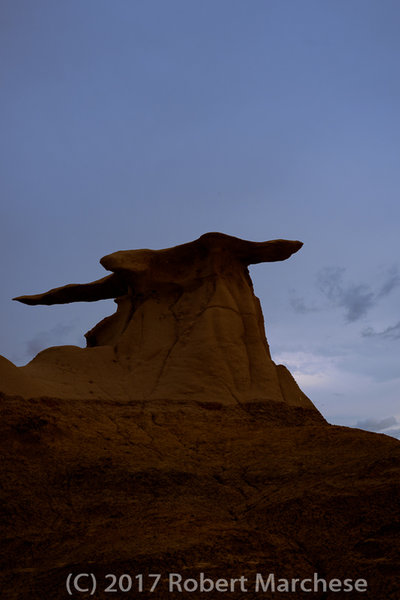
left=9, top=233, right=320, bottom=418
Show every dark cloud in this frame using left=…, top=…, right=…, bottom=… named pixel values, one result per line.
left=362, top=321, right=400, bottom=340
left=317, top=267, right=375, bottom=322
left=289, top=266, right=398, bottom=322
left=316, top=267, right=345, bottom=304
left=316, top=265, right=400, bottom=323
left=340, top=284, right=375, bottom=322
left=289, top=290, right=319, bottom=314
left=377, top=266, right=400, bottom=297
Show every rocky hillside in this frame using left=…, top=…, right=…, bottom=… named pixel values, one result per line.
left=1, top=233, right=399, bottom=599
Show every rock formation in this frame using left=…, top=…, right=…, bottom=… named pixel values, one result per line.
left=8, top=233, right=319, bottom=419
left=1, top=233, right=400, bottom=599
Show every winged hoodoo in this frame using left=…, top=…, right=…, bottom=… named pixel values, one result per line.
left=11, top=232, right=322, bottom=419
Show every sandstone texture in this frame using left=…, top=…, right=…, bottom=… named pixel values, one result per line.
left=1, top=233, right=400, bottom=599
left=9, top=233, right=315, bottom=415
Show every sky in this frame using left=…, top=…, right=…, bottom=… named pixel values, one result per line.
left=1, top=0, right=399, bottom=438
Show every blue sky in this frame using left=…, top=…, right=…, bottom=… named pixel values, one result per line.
left=1, top=0, right=399, bottom=438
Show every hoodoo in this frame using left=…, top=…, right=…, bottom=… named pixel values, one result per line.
left=10, top=232, right=319, bottom=417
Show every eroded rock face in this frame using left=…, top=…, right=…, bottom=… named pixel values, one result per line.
left=9, top=233, right=319, bottom=415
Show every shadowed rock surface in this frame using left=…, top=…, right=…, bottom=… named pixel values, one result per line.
left=7, top=233, right=314, bottom=414
left=1, top=233, right=400, bottom=599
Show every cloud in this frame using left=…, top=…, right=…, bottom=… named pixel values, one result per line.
left=25, top=322, right=79, bottom=357
left=362, top=321, right=400, bottom=340
left=385, top=429, right=400, bottom=440
left=289, top=290, right=319, bottom=314
left=317, top=267, right=375, bottom=322
left=377, top=266, right=400, bottom=297
left=314, top=265, right=400, bottom=323
left=355, top=416, right=398, bottom=432
left=355, top=416, right=400, bottom=440
left=273, top=350, right=340, bottom=391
